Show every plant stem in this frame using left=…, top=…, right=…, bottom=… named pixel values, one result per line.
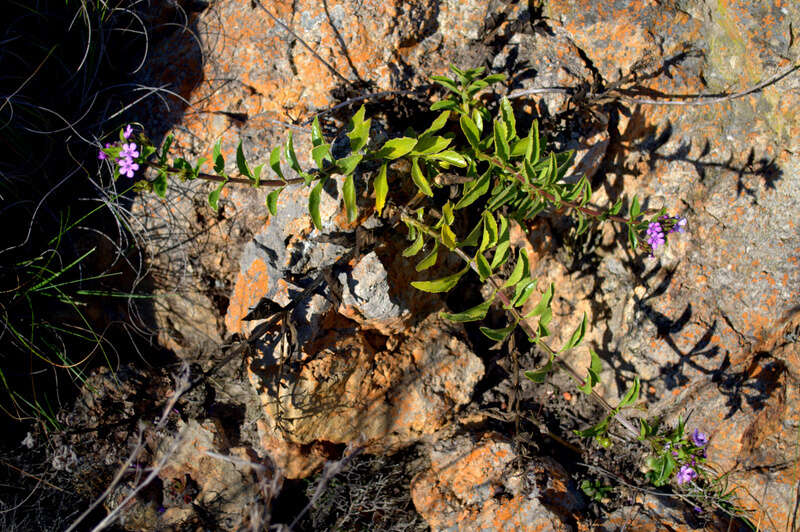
left=141, top=160, right=306, bottom=188
left=484, top=155, right=633, bottom=224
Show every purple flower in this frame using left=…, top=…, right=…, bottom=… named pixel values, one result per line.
left=693, top=505, right=703, bottom=514
left=676, top=465, right=697, bottom=485
left=97, top=142, right=112, bottom=160
left=670, top=216, right=687, bottom=233
left=118, top=157, right=139, bottom=178
left=123, top=124, right=133, bottom=139
left=119, top=142, right=139, bottom=160
left=691, top=429, right=708, bottom=447
left=646, top=222, right=665, bottom=251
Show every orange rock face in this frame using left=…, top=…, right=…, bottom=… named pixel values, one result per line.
left=411, top=432, right=583, bottom=531
left=249, top=314, right=484, bottom=478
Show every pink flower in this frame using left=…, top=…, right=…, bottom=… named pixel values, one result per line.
left=119, top=142, right=139, bottom=159
left=118, top=157, right=139, bottom=178
left=123, top=124, right=133, bottom=139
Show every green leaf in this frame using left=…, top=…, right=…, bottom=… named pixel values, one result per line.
left=423, top=111, right=450, bottom=136
left=440, top=298, right=493, bottom=322
left=252, top=164, right=264, bottom=187
left=630, top=195, right=641, bottom=219
left=430, top=75, right=460, bottom=93
left=527, top=120, right=539, bottom=163
left=266, top=186, right=283, bottom=216
left=311, top=116, right=324, bottom=147
left=415, top=240, right=439, bottom=271
left=236, top=140, right=252, bottom=179
left=337, top=154, right=362, bottom=175
left=454, top=170, right=491, bottom=209
left=208, top=180, right=226, bottom=211
left=493, top=119, right=510, bottom=162
left=486, top=182, right=519, bottom=212
left=524, top=359, right=554, bottom=383
left=482, top=73, right=506, bottom=84
left=270, top=147, right=284, bottom=180
left=480, top=323, right=517, bottom=342
left=458, top=218, right=483, bottom=248
left=411, top=157, right=433, bottom=196
left=465, top=79, right=488, bottom=98
left=403, top=231, right=425, bottom=257
left=159, top=134, right=174, bottom=165
left=213, top=141, right=225, bottom=175
left=429, top=150, right=467, bottom=167
left=475, top=252, right=492, bottom=281
left=575, top=417, right=610, bottom=439
left=511, top=137, right=530, bottom=158
left=377, top=137, right=417, bottom=160
left=472, top=108, right=484, bottom=134
left=442, top=201, right=455, bottom=225
left=460, top=115, right=481, bottom=150
left=343, top=175, right=357, bottom=222
left=430, top=99, right=458, bottom=111
left=490, top=215, right=510, bottom=269
left=412, top=135, right=451, bottom=155
left=192, top=157, right=206, bottom=179
left=609, top=198, right=623, bottom=216
left=511, top=278, right=538, bottom=307
left=480, top=211, right=498, bottom=251
left=349, top=104, right=367, bottom=129
left=490, top=241, right=510, bottom=270
left=578, top=349, right=603, bottom=395
left=311, top=143, right=331, bottom=169
left=618, top=376, right=640, bottom=408
left=374, top=163, right=388, bottom=215
left=526, top=282, right=554, bottom=318
left=441, top=224, right=457, bottom=250
left=141, top=145, right=157, bottom=160
left=500, top=97, right=516, bottom=139
left=348, top=113, right=371, bottom=152
left=285, top=133, right=302, bottom=173
left=503, top=249, right=529, bottom=288
left=560, top=313, right=587, bottom=353
left=152, top=170, right=168, bottom=198
left=411, top=266, right=468, bottom=293
left=309, top=178, right=325, bottom=230
left=627, top=224, right=638, bottom=250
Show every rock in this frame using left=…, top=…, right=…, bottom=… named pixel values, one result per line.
left=544, top=0, right=698, bottom=84
left=153, top=419, right=275, bottom=531
left=336, top=250, right=407, bottom=333
left=652, top=310, right=800, bottom=531
left=249, top=313, right=484, bottom=478
left=597, top=492, right=748, bottom=532
left=411, top=432, right=584, bottom=531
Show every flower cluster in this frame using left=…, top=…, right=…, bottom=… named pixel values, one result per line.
left=675, top=428, right=709, bottom=486
left=644, top=215, right=687, bottom=255
left=97, top=124, right=140, bottom=178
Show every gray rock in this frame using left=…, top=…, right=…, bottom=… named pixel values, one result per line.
left=337, top=251, right=403, bottom=322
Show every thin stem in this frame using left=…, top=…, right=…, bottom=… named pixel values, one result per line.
left=602, top=62, right=800, bottom=106
left=140, top=160, right=306, bottom=188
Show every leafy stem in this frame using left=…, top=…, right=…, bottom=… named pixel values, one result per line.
left=401, top=210, right=639, bottom=439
